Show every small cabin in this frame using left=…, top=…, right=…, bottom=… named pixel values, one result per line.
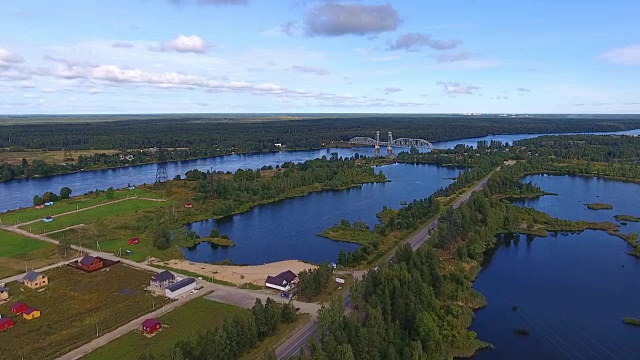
left=22, top=271, right=48, bottom=289
left=11, top=303, right=28, bottom=314
left=142, top=318, right=162, bottom=334
left=0, top=318, right=14, bottom=331
left=128, top=237, right=140, bottom=245
left=23, top=308, right=41, bottom=320
left=0, top=287, right=9, bottom=301
left=79, top=255, right=104, bottom=272
left=45, top=201, right=54, bottom=206
left=43, top=216, right=53, bottom=223
left=184, top=203, right=193, bottom=208
left=35, top=204, right=45, bottom=209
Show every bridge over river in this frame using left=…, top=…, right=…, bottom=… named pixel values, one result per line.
left=349, top=131, right=434, bottom=157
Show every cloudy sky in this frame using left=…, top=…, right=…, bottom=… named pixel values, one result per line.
left=1, top=0, right=639, bottom=114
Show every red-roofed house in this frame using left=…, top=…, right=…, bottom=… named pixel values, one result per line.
left=23, top=308, right=41, bottom=320
left=0, top=318, right=14, bottom=331
left=142, top=318, right=162, bottom=334
left=184, top=203, right=193, bottom=208
left=79, top=255, right=104, bottom=272
left=11, top=302, right=28, bottom=314
left=128, top=237, right=140, bottom=245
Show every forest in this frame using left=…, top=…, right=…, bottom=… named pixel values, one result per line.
left=2, top=115, right=640, bottom=182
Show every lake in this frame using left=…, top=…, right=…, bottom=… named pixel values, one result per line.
left=184, top=163, right=458, bottom=264
left=2, top=128, right=639, bottom=213
left=472, top=175, right=640, bottom=360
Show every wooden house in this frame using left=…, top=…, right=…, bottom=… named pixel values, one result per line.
left=23, top=308, right=41, bottom=320
left=11, top=302, right=28, bottom=314
left=184, top=203, right=193, bottom=208
left=22, top=271, right=48, bottom=289
left=150, top=271, right=176, bottom=290
left=142, top=318, right=162, bottom=334
left=0, top=287, right=9, bottom=301
left=79, top=255, right=104, bottom=272
left=0, top=318, right=14, bottom=331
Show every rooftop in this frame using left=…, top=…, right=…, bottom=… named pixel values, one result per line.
left=276, top=270, right=297, bottom=283
left=165, top=277, right=196, bottom=292
left=142, top=318, right=161, bottom=327
left=151, top=270, right=175, bottom=283
left=80, top=255, right=97, bottom=266
left=21, top=271, right=42, bottom=283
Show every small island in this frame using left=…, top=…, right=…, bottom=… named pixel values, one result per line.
left=586, top=203, right=613, bottom=210
left=615, top=214, right=640, bottom=222
left=622, top=317, right=640, bottom=327
left=182, top=229, right=236, bottom=247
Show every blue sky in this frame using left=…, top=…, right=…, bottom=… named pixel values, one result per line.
left=0, top=0, right=638, bottom=114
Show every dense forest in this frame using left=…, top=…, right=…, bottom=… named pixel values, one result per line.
left=2, top=115, right=640, bottom=182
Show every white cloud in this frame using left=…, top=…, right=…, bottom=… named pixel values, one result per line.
left=89, top=88, right=103, bottom=95
left=435, top=51, right=473, bottom=63
left=601, top=44, right=640, bottom=65
left=290, top=65, right=331, bottom=76
left=387, top=33, right=460, bottom=52
left=517, top=87, right=530, bottom=92
left=436, top=81, right=479, bottom=95
left=382, top=87, right=402, bottom=95
left=0, top=47, right=24, bottom=65
left=112, top=41, right=135, bottom=49
left=155, top=34, right=209, bottom=54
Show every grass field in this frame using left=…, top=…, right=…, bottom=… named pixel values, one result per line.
left=0, top=149, right=120, bottom=165
left=0, top=188, right=163, bottom=225
left=81, top=298, right=248, bottom=360
left=23, top=199, right=167, bottom=233
left=0, top=229, right=68, bottom=278
left=0, top=265, right=158, bottom=360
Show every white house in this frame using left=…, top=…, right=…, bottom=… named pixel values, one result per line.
left=165, top=277, right=196, bottom=299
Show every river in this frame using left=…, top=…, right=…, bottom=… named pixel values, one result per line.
left=2, top=129, right=639, bottom=213
left=472, top=175, right=640, bottom=360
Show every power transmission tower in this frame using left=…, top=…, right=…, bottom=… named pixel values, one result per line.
left=155, top=147, right=168, bottom=184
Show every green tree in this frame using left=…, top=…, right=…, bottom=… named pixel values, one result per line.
left=60, top=186, right=72, bottom=199
left=33, top=195, right=44, bottom=206
left=210, top=228, right=220, bottom=238
left=106, top=186, right=115, bottom=199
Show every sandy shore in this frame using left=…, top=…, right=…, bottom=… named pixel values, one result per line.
left=158, top=259, right=318, bottom=286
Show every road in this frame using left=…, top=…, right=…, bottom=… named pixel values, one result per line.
left=275, top=169, right=496, bottom=359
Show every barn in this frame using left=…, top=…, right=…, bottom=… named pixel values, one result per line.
left=142, top=318, right=162, bottom=334
left=23, top=308, right=41, bottom=320
left=0, top=318, right=14, bottom=331
left=11, top=302, right=28, bottom=314
left=165, top=277, right=196, bottom=299
left=128, top=237, right=140, bottom=245
left=79, top=255, right=104, bottom=272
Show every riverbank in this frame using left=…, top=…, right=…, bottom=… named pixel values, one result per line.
left=157, top=259, right=317, bottom=287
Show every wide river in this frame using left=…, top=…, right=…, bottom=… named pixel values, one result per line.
left=472, top=175, right=640, bottom=360
left=2, top=128, right=639, bottom=213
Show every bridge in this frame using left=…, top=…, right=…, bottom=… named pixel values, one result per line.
left=349, top=131, right=434, bottom=157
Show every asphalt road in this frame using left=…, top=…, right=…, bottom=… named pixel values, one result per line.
left=275, top=170, right=494, bottom=359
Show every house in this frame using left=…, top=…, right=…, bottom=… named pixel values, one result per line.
left=128, top=237, right=140, bottom=245
left=265, top=270, right=299, bottom=292
left=79, top=255, right=104, bottom=272
left=265, top=276, right=291, bottom=292
left=142, top=318, right=162, bottom=334
left=150, top=271, right=176, bottom=289
left=35, top=204, right=45, bottom=209
left=184, top=203, right=193, bottom=208
left=22, top=271, right=48, bottom=289
left=0, top=318, right=14, bottom=331
left=11, top=302, right=28, bottom=314
left=23, top=308, right=41, bottom=320
left=165, top=277, right=196, bottom=299
left=0, top=287, right=9, bottom=301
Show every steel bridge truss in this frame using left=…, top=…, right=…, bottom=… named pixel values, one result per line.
left=348, top=133, right=434, bottom=150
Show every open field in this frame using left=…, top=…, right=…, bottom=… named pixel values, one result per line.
left=0, top=149, right=120, bottom=165
left=158, top=259, right=318, bottom=287
left=0, top=229, right=68, bottom=278
left=0, top=188, right=163, bottom=225
left=23, top=198, right=167, bottom=234
left=81, top=298, right=247, bottom=360
left=0, top=264, right=159, bottom=360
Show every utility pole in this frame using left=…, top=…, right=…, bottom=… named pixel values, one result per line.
left=96, top=324, right=99, bottom=337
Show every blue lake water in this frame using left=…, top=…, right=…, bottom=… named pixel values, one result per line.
left=183, top=163, right=458, bottom=264
left=472, top=175, right=640, bottom=360
left=2, top=128, right=638, bottom=213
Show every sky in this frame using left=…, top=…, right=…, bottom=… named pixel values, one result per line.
left=0, top=0, right=639, bottom=114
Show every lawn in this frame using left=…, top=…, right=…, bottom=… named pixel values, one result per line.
left=0, top=265, right=158, bottom=360
left=0, top=188, right=163, bottom=225
left=81, top=298, right=248, bottom=360
left=23, top=199, right=167, bottom=233
left=0, top=229, right=68, bottom=279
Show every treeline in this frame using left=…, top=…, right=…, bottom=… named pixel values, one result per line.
left=297, top=262, right=334, bottom=300
left=3, top=115, right=640, bottom=153
left=138, top=297, right=296, bottom=360
left=516, top=134, right=640, bottom=162
left=190, top=156, right=386, bottom=217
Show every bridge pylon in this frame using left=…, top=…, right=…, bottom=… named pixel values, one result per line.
left=375, top=131, right=380, bottom=157
left=387, top=131, right=393, bottom=156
